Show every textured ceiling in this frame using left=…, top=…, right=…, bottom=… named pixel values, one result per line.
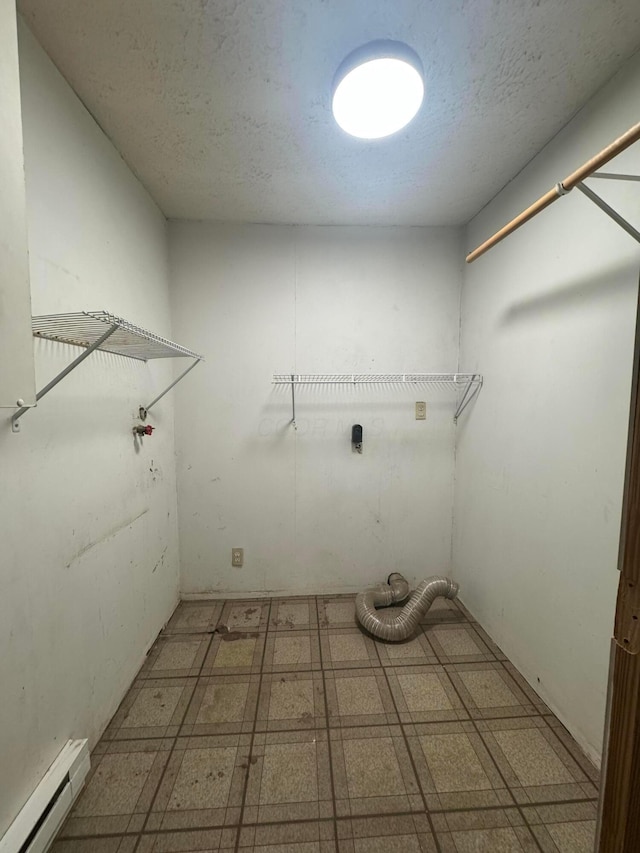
left=18, top=0, right=640, bottom=225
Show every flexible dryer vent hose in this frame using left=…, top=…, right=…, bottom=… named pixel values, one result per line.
left=355, top=573, right=460, bottom=641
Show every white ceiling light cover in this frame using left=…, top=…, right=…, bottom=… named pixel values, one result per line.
left=332, top=40, right=425, bottom=139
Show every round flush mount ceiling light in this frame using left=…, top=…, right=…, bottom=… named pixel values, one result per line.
left=332, top=40, right=424, bottom=139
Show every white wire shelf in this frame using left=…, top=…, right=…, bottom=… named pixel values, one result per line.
left=272, top=372, right=483, bottom=424
left=273, top=373, right=480, bottom=385
left=31, top=311, right=202, bottom=361
left=12, top=311, right=203, bottom=433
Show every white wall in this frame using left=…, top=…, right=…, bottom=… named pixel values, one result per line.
left=454, top=52, right=640, bottom=763
left=0, top=0, right=35, bottom=407
left=0, top=23, right=180, bottom=836
left=170, top=223, right=463, bottom=597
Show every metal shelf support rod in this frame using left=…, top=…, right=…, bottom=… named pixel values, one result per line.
left=290, top=374, right=296, bottom=428
left=12, top=324, right=119, bottom=432
left=576, top=182, right=640, bottom=244
left=454, top=375, right=483, bottom=423
left=145, top=357, right=202, bottom=413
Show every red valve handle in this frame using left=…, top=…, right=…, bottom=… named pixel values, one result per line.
left=144, top=425, right=154, bottom=435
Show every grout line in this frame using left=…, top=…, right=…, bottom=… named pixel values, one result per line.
left=441, top=669, right=546, bottom=852
left=61, top=793, right=602, bottom=844
left=376, top=639, right=444, bottom=853
left=102, top=706, right=570, bottom=745
left=133, top=607, right=221, bottom=850
left=233, top=596, right=273, bottom=853
left=315, top=595, right=340, bottom=852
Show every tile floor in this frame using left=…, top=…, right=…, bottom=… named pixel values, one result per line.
left=52, top=594, right=599, bottom=853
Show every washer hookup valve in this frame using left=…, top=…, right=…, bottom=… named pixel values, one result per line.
left=134, top=424, right=155, bottom=436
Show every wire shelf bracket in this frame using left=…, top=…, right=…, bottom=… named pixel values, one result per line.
left=272, top=373, right=483, bottom=426
left=12, top=311, right=203, bottom=433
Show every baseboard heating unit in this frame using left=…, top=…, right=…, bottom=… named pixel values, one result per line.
left=0, top=739, right=90, bottom=853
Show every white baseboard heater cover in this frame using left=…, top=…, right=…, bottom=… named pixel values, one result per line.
left=0, top=739, right=90, bottom=853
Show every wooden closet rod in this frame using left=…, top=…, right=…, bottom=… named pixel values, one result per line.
left=466, top=120, right=640, bottom=263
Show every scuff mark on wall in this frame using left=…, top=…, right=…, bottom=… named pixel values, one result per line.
left=152, top=545, right=168, bottom=574
left=65, top=508, right=149, bottom=568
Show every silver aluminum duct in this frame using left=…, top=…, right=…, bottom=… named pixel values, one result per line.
left=355, top=573, right=459, bottom=641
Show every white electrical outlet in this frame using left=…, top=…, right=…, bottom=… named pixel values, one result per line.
left=232, top=548, right=244, bottom=567
left=415, top=401, right=427, bottom=420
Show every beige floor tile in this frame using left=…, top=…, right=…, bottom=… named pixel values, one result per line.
left=337, top=676, right=383, bottom=715
left=425, top=624, right=496, bottom=664
left=471, top=623, right=509, bottom=660
left=421, top=733, right=490, bottom=791
left=337, top=813, right=436, bottom=853
left=460, top=670, right=520, bottom=706
left=452, top=826, right=532, bottom=852
left=60, top=741, right=172, bottom=837
left=214, top=639, right=258, bottom=667
left=75, top=753, right=156, bottom=815
left=320, top=629, right=379, bottom=670
left=500, top=662, right=551, bottom=712
left=479, top=718, right=596, bottom=804
left=256, top=671, right=326, bottom=731
left=452, top=598, right=478, bottom=622
left=522, top=802, right=598, bottom=853
left=448, top=663, right=539, bottom=718
left=169, top=747, right=236, bottom=809
left=262, top=742, right=318, bottom=802
left=546, top=822, right=596, bottom=853
left=386, top=666, right=467, bottom=724
left=496, top=729, right=573, bottom=786
left=431, top=627, right=483, bottom=656
left=432, top=808, right=539, bottom=853
left=104, top=677, right=196, bottom=740
left=318, top=596, right=357, bottom=629
left=244, top=730, right=332, bottom=823
left=263, top=631, right=322, bottom=672
left=197, top=684, right=248, bottom=721
left=139, top=635, right=211, bottom=679
left=52, top=840, right=138, bottom=853
left=325, top=668, right=397, bottom=727
left=329, top=635, right=368, bottom=662
left=420, top=596, right=466, bottom=625
left=406, top=721, right=511, bottom=811
left=344, top=738, right=405, bottom=798
left=400, top=673, right=452, bottom=711
left=270, top=597, right=318, bottom=631
left=202, top=633, right=265, bottom=675
left=274, top=636, right=312, bottom=665
left=137, top=827, right=237, bottom=852
left=331, top=725, right=422, bottom=816
left=219, top=600, right=270, bottom=631
left=149, top=733, right=250, bottom=830
left=375, top=632, right=438, bottom=667
left=270, top=676, right=314, bottom=716
left=182, top=674, right=259, bottom=735
left=162, top=601, right=224, bottom=634
left=238, top=820, right=335, bottom=852
left=543, top=718, right=599, bottom=783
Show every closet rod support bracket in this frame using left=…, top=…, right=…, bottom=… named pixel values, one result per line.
left=576, top=182, right=640, bottom=244
left=11, top=324, right=119, bottom=433
left=590, top=172, right=640, bottom=183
